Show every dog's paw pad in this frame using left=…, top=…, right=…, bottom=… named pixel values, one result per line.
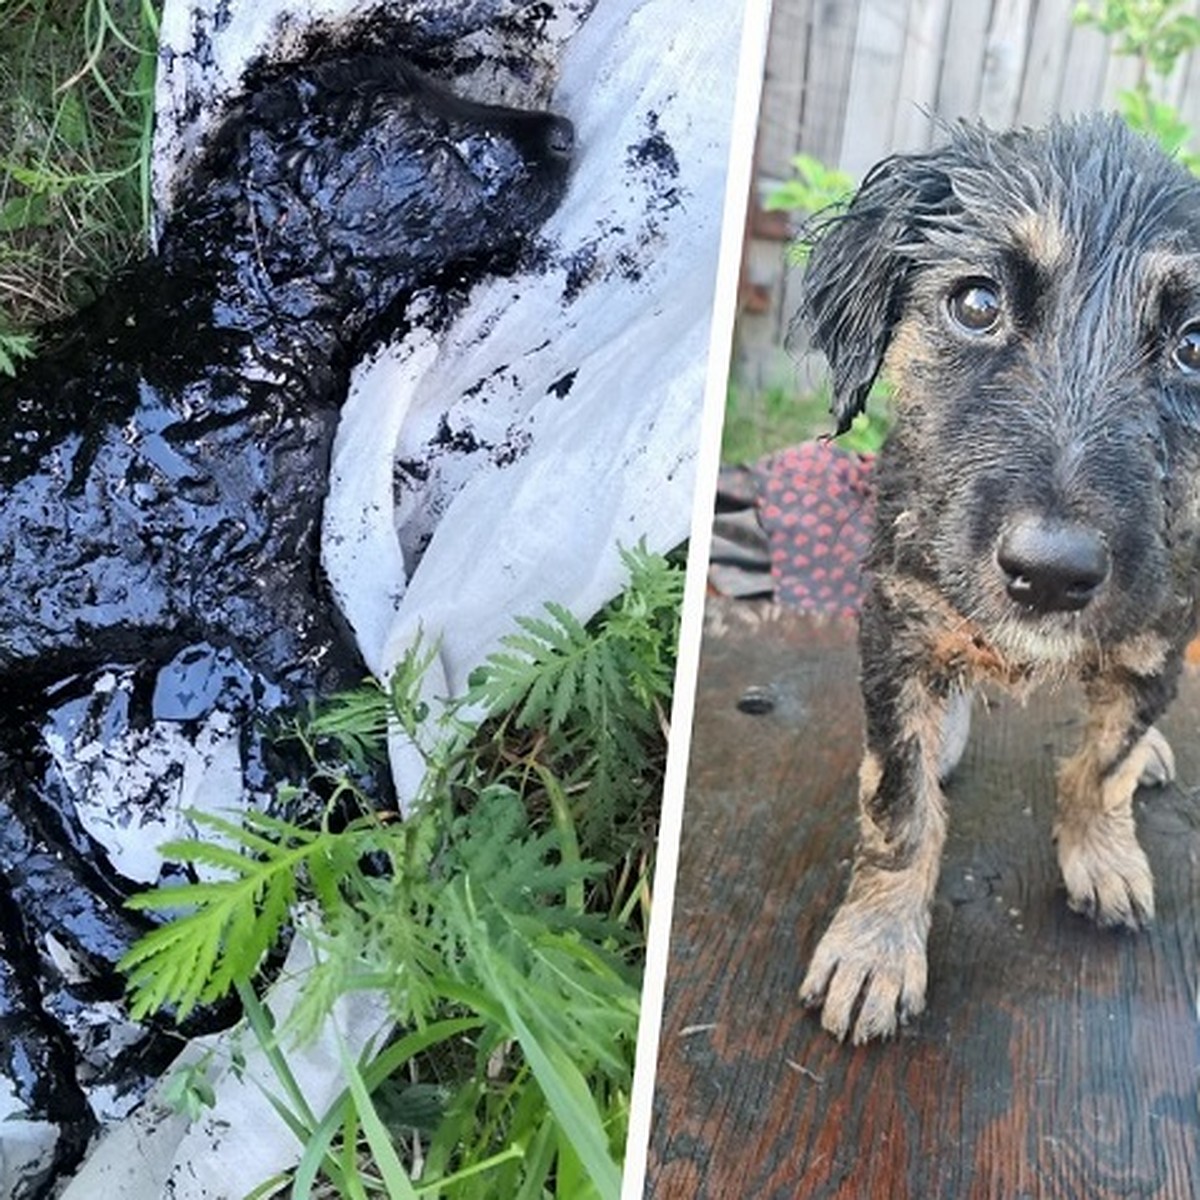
left=1138, top=726, right=1175, bottom=788
left=800, top=901, right=928, bottom=1043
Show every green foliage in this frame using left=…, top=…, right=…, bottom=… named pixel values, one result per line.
left=121, top=811, right=378, bottom=1021
left=1074, top=0, right=1200, bottom=172
left=1073, top=0, right=1200, bottom=77
left=1118, top=87, right=1200, bottom=170
left=0, top=328, right=36, bottom=376
left=764, top=153, right=854, bottom=219
left=121, top=546, right=681, bottom=1199
left=723, top=379, right=819, bottom=463
left=0, top=0, right=160, bottom=335
left=764, top=154, right=855, bottom=268
left=839, top=401, right=891, bottom=454
left=724, top=378, right=891, bottom=463
left=160, top=1055, right=218, bottom=1122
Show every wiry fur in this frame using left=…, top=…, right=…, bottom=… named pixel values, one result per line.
left=795, top=116, right=1200, bottom=1043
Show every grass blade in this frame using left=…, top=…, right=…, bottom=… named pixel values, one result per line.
left=336, top=1033, right=420, bottom=1200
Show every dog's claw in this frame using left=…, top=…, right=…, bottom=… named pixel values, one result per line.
left=1057, top=813, right=1154, bottom=929
left=1067, top=869, right=1154, bottom=929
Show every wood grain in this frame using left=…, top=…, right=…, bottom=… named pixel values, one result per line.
left=647, top=600, right=1200, bottom=1200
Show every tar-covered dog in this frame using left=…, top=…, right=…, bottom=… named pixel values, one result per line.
left=796, top=115, right=1200, bottom=1044
left=0, top=57, right=571, bottom=696
left=0, top=54, right=571, bottom=1164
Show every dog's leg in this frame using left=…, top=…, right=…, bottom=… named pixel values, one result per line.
left=800, top=593, right=948, bottom=1043
left=1054, top=671, right=1176, bottom=928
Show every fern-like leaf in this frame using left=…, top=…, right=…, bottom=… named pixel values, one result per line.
left=119, top=811, right=363, bottom=1020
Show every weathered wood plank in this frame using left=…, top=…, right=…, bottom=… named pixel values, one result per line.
left=758, top=0, right=813, bottom=181
left=647, top=601, right=1200, bottom=1200
left=979, top=0, right=1033, bottom=127
left=1057, top=10, right=1113, bottom=116
left=892, top=0, right=953, bottom=152
left=1015, top=0, right=1077, bottom=126
left=796, top=0, right=865, bottom=168
left=1098, top=36, right=1144, bottom=110
left=1175, top=48, right=1200, bottom=143
left=934, top=0, right=992, bottom=120
left=1167, top=0, right=1200, bottom=117
left=839, top=0, right=912, bottom=178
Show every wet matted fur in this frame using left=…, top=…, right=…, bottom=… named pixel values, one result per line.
left=796, top=115, right=1200, bottom=1043
left=0, top=58, right=572, bottom=693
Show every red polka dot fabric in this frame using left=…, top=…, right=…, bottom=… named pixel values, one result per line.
left=756, top=441, right=875, bottom=617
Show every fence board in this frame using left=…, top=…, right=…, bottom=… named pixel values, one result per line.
left=795, top=0, right=864, bottom=168
left=757, top=0, right=811, bottom=180
left=1162, top=0, right=1200, bottom=109
left=892, top=0, right=954, bottom=152
left=979, top=0, right=1033, bottom=127
left=1100, top=37, right=1147, bottom=109
left=935, top=0, right=993, bottom=121
left=839, top=0, right=913, bottom=177
left=1016, top=0, right=1076, bottom=126
left=1056, top=15, right=1113, bottom=116
left=1178, top=50, right=1200, bottom=134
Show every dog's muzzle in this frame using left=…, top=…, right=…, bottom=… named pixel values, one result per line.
left=996, top=517, right=1110, bottom=614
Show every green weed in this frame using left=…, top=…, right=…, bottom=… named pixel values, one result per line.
left=0, top=0, right=159, bottom=354
left=723, top=378, right=890, bottom=464
left=121, top=543, right=682, bottom=1199
left=1075, top=0, right=1200, bottom=171
left=764, top=153, right=855, bottom=266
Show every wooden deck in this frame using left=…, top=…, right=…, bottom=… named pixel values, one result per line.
left=647, top=600, right=1200, bottom=1200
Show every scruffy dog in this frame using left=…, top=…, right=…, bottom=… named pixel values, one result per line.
left=796, top=115, right=1200, bottom=1044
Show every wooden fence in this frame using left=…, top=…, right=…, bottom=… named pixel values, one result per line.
left=737, top=0, right=1200, bottom=392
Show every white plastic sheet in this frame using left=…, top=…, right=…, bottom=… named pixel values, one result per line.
left=325, top=0, right=739, bottom=795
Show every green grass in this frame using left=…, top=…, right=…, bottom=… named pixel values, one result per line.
left=0, top=0, right=159, bottom=369
left=722, top=380, right=831, bottom=464
left=723, top=378, right=890, bottom=464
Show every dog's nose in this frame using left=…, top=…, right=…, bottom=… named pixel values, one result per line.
left=996, top=519, right=1109, bottom=613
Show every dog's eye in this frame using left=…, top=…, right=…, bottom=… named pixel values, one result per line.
left=1172, top=326, right=1200, bottom=374
left=947, top=281, right=1002, bottom=334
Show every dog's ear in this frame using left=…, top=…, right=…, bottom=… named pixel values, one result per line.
left=794, top=153, right=953, bottom=434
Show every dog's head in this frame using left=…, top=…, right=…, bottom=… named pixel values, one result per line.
left=801, top=116, right=1200, bottom=660
left=165, top=57, right=573, bottom=321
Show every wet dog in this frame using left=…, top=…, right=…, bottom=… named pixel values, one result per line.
left=796, top=115, right=1200, bottom=1043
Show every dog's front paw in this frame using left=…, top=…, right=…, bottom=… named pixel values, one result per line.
left=799, top=898, right=930, bottom=1044
left=1056, top=812, right=1154, bottom=928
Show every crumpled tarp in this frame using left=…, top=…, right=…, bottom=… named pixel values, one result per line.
left=55, top=0, right=753, bottom=1195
